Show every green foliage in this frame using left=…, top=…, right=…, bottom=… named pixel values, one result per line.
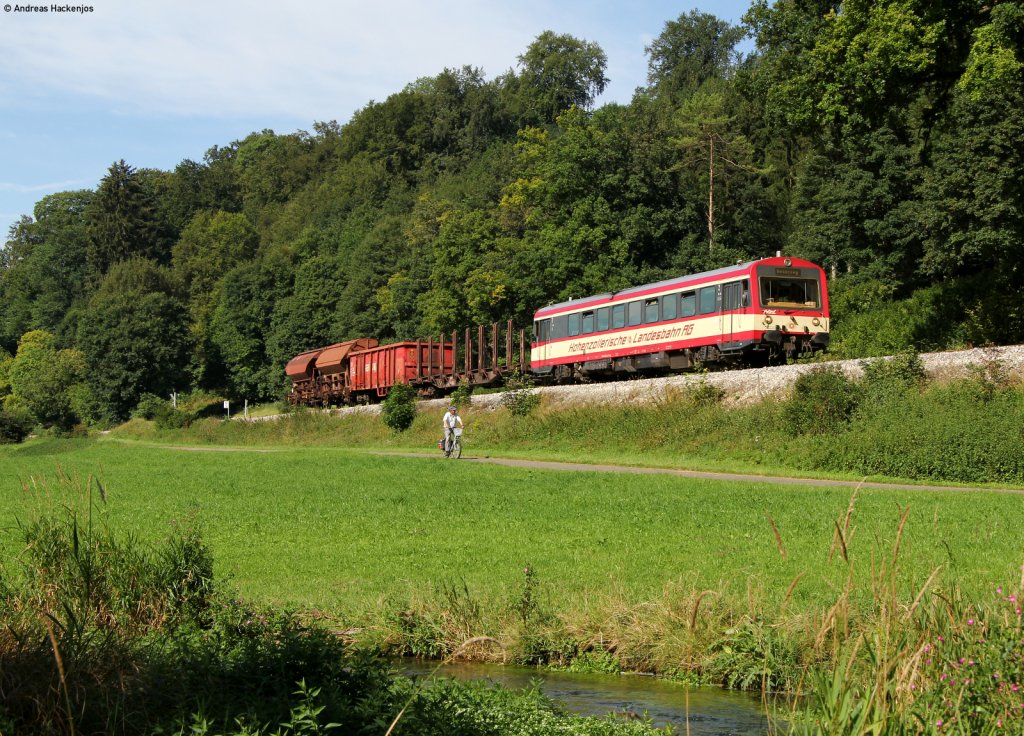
left=0, top=406, right=34, bottom=444
left=381, top=381, right=417, bottom=432
left=823, top=377, right=1024, bottom=483
left=5, top=329, right=88, bottom=429
left=513, top=30, right=609, bottom=124
left=77, top=260, right=189, bottom=420
left=680, top=378, right=725, bottom=408
left=784, top=366, right=862, bottom=436
left=499, top=370, right=540, bottom=417
left=86, top=159, right=163, bottom=280
left=645, top=11, right=745, bottom=101
left=707, top=619, right=801, bottom=691
left=449, top=380, right=474, bottom=409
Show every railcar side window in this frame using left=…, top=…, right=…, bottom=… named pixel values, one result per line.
left=698, top=286, right=717, bottom=315
left=627, top=301, right=642, bottom=327
left=597, top=307, right=610, bottom=331
left=643, top=298, right=660, bottom=324
left=681, top=292, right=696, bottom=317
left=568, top=313, right=581, bottom=337
left=581, top=310, right=595, bottom=334
left=551, top=315, right=568, bottom=339
left=612, top=304, right=626, bottom=329
left=662, top=293, right=679, bottom=321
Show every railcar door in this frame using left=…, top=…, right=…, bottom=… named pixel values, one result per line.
left=720, top=282, right=742, bottom=345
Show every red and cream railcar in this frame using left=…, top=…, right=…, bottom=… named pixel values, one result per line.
left=529, top=256, right=830, bottom=380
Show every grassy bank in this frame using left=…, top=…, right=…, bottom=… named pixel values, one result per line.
left=2, top=440, right=1020, bottom=683
left=0, top=480, right=665, bottom=735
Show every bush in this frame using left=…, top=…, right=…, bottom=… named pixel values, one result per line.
left=683, top=379, right=726, bottom=407
left=500, top=371, right=540, bottom=417
left=784, top=366, right=862, bottom=435
left=132, top=392, right=225, bottom=430
left=0, top=406, right=34, bottom=444
left=450, top=379, right=474, bottom=408
left=381, top=382, right=417, bottom=432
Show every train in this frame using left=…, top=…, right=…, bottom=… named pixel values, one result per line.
left=285, top=255, right=830, bottom=407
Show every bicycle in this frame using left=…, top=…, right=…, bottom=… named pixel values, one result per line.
left=443, top=427, right=463, bottom=459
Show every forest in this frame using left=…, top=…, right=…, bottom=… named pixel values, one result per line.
left=1, top=1, right=1022, bottom=428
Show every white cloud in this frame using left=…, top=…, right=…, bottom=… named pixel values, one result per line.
left=1, top=0, right=547, bottom=119
left=0, top=179, right=89, bottom=193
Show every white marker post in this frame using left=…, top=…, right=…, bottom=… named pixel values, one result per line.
left=224, top=400, right=230, bottom=419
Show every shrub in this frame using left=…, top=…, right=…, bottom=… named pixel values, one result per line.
left=500, top=371, right=540, bottom=417
left=450, top=379, right=474, bottom=408
left=0, top=406, right=34, bottom=444
left=684, top=379, right=726, bottom=407
left=381, top=382, right=417, bottom=432
left=784, top=366, right=862, bottom=435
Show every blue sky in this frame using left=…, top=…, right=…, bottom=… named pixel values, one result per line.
left=0, top=0, right=754, bottom=233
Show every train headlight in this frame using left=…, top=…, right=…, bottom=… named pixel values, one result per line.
left=762, top=316, right=773, bottom=325
left=812, top=317, right=821, bottom=327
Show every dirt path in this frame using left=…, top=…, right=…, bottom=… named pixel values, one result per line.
left=376, top=452, right=1024, bottom=495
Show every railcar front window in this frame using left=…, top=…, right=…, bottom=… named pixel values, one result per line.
left=760, top=278, right=821, bottom=309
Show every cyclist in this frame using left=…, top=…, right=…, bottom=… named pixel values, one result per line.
left=442, top=406, right=463, bottom=453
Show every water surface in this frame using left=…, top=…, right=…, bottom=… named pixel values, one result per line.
left=403, top=660, right=778, bottom=735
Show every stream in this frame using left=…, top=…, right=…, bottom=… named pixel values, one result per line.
left=402, top=660, right=781, bottom=735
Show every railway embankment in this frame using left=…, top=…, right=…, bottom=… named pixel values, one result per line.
left=298, top=343, right=1024, bottom=418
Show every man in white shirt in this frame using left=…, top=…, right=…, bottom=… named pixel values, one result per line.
left=442, top=406, right=463, bottom=452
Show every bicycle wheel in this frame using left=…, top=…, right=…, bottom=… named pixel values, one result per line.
left=452, top=438, right=462, bottom=459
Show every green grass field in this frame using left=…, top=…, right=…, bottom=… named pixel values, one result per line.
left=3, top=436, right=1020, bottom=622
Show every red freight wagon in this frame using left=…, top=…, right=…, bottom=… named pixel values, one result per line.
left=347, top=341, right=456, bottom=400
left=284, top=348, right=325, bottom=406
left=285, top=338, right=378, bottom=406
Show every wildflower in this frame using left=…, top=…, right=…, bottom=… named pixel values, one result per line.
left=1010, top=594, right=1017, bottom=603
left=998, top=587, right=1003, bottom=594
left=967, top=618, right=975, bottom=625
